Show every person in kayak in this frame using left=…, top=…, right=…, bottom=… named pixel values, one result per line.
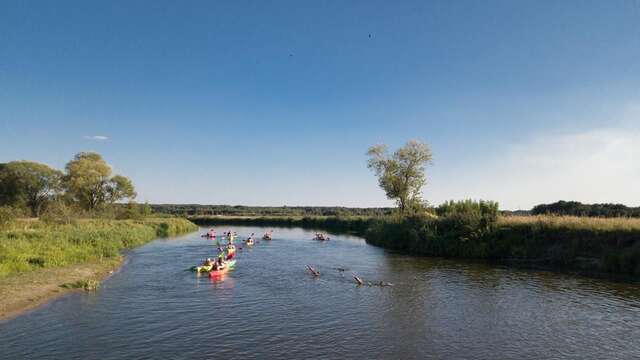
left=202, top=258, right=213, bottom=267
left=213, top=257, right=226, bottom=271
left=226, top=244, right=236, bottom=259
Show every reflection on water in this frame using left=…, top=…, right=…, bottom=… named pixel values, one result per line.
left=1, top=226, right=639, bottom=359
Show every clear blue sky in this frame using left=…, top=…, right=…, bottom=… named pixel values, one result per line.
left=1, top=1, right=639, bottom=209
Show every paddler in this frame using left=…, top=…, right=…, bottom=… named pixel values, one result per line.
left=203, top=258, right=213, bottom=266
left=214, top=257, right=225, bottom=270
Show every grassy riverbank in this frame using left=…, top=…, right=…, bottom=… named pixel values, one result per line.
left=0, top=218, right=198, bottom=278
left=366, top=215, right=640, bottom=277
left=0, top=218, right=197, bottom=320
left=191, top=215, right=640, bottom=277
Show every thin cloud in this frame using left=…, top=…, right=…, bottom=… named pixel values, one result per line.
left=83, top=135, right=109, bottom=141
left=430, top=127, right=640, bottom=210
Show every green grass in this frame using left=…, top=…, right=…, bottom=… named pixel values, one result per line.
left=0, top=218, right=197, bottom=278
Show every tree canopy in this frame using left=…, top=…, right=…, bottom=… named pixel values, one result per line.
left=64, top=152, right=136, bottom=211
left=367, top=140, right=433, bottom=213
left=0, top=161, right=63, bottom=216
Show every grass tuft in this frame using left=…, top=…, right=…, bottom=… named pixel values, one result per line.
left=61, top=279, right=100, bottom=291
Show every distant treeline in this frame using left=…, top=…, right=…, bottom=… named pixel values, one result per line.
left=0, top=153, right=140, bottom=223
left=532, top=201, right=640, bottom=218
left=153, top=202, right=640, bottom=218
left=151, top=204, right=395, bottom=217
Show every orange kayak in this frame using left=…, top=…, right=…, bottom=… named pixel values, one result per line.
left=208, top=260, right=236, bottom=278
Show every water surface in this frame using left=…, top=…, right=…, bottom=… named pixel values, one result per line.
left=1, top=226, right=639, bottom=359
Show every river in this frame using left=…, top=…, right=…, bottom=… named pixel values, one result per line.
left=1, top=226, right=639, bottom=359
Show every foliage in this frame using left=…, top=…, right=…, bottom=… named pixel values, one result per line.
left=0, top=206, right=19, bottom=228
left=64, top=152, right=137, bottom=211
left=367, top=140, right=433, bottom=213
left=532, top=200, right=640, bottom=218
left=115, top=202, right=145, bottom=220
left=40, top=200, right=78, bottom=225
left=436, top=199, right=499, bottom=232
left=0, top=161, right=63, bottom=217
left=366, top=213, right=640, bottom=276
left=0, top=218, right=197, bottom=278
left=142, top=202, right=152, bottom=217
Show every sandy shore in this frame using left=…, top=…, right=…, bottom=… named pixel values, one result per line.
left=0, top=257, right=123, bottom=322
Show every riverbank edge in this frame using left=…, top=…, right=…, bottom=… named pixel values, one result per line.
left=190, top=215, right=640, bottom=279
left=0, top=258, right=122, bottom=322
left=0, top=218, right=198, bottom=321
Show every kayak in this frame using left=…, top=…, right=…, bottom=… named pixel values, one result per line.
left=191, top=264, right=214, bottom=273
left=208, top=260, right=236, bottom=277
left=262, top=235, right=272, bottom=240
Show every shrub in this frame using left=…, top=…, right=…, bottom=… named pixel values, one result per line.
left=115, top=203, right=143, bottom=220
left=40, top=201, right=78, bottom=225
left=0, top=206, right=18, bottom=227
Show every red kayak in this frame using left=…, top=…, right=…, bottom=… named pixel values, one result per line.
left=208, top=260, right=236, bottom=278
left=208, top=266, right=228, bottom=277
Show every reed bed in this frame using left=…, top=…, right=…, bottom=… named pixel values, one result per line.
left=499, top=215, right=640, bottom=232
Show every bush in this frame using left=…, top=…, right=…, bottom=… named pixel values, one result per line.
left=40, top=201, right=78, bottom=225
left=0, top=206, right=18, bottom=227
left=436, top=199, right=498, bottom=219
left=115, top=203, right=143, bottom=220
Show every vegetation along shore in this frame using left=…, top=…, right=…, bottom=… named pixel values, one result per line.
left=0, top=152, right=197, bottom=320
left=0, top=218, right=197, bottom=321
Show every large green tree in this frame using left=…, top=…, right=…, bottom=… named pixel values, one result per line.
left=0, top=161, right=63, bottom=216
left=367, top=140, right=433, bottom=213
left=64, top=152, right=137, bottom=211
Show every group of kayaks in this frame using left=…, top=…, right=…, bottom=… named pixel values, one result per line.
left=192, top=229, right=273, bottom=278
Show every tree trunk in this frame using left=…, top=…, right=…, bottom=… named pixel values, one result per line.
left=399, top=196, right=407, bottom=213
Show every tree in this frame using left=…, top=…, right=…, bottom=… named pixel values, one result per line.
left=64, top=152, right=137, bottom=211
left=0, top=161, right=63, bottom=217
left=367, top=140, right=433, bottom=213
left=106, top=175, right=136, bottom=204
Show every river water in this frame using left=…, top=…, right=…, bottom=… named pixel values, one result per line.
left=1, top=226, right=639, bottom=359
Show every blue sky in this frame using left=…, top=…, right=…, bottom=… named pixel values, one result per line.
left=1, top=1, right=639, bottom=209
